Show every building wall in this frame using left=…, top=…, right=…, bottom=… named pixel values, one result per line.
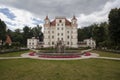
left=43, top=17, right=78, bottom=48
left=84, top=38, right=96, bottom=48
left=27, top=38, right=39, bottom=49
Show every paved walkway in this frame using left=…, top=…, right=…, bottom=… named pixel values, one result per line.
left=0, top=55, right=120, bottom=60
left=93, top=57, right=120, bottom=60
left=0, top=57, right=25, bottom=59
left=0, top=50, right=120, bottom=60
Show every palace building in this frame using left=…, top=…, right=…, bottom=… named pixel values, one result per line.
left=43, top=16, right=78, bottom=48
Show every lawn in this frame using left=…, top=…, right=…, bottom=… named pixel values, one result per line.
left=91, top=50, right=120, bottom=58
left=0, top=50, right=30, bottom=57
left=0, top=59, right=120, bottom=80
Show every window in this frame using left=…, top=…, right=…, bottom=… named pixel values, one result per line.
left=57, top=27, right=59, bottom=30
left=58, top=38, right=59, bottom=40
left=52, top=31, right=54, bottom=33
left=67, top=42, right=69, bottom=45
left=71, top=36, right=73, bottom=39
left=52, top=36, right=54, bottom=39
left=48, top=31, right=50, bottom=33
left=59, top=20, right=62, bottom=23
left=67, top=31, right=69, bottom=33
left=61, top=23, right=63, bottom=26
left=67, top=36, right=69, bottom=39
left=61, top=27, right=63, bottom=30
left=61, top=33, right=63, bottom=36
left=71, top=42, right=73, bottom=45
left=52, top=42, right=54, bottom=45
left=48, top=36, right=50, bottom=38
left=57, top=24, right=59, bottom=26
left=58, top=33, right=59, bottom=36
left=61, top=38, right=63, bottom=40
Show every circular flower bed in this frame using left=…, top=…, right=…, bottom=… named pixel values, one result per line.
left=29, top=52, right=36, bottom=56
left=39, top=54, right=80, bottom=58
left=84, top=52, right=91, bottom=56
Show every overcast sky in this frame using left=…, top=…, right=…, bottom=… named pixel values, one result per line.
left=0, top=0, right=120, bottom=29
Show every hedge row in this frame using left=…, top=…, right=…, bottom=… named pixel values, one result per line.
left=0, top=48, right=29, bottom=54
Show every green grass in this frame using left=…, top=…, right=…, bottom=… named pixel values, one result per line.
left=0, top=50, right=30, bottom=57
left=0, top=59, right=120, bottom=80
left=91, top=50, right=120, bottom=58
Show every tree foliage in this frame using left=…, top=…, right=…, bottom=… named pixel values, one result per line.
left=108, top=8, right=120, bottom=49
left=0, top=19, right=7, bottom=43
left=78, top=22, right=109, bottom=48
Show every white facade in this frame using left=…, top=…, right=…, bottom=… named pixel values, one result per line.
left=27, top=37, right=43, bottom=49
left=43, top=16, right=78, bottom=48
left=84, top=38, right=96, bottom=48
left=78, top=38, right=96, bottom=48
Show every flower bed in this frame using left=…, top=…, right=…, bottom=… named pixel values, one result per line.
left=84, top=52, right=91, bottom=56
left=29, top=52, right=36, bottom=56
left=39, top=54, right=80, bottom=58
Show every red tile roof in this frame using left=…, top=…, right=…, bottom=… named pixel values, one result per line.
left=6, top=35, right=12, bottom=45
left=65, top=19, right=71, bottom=26
left=50, top=20, right=56, bottom=26
left=50, top=18, right=71, bottom=26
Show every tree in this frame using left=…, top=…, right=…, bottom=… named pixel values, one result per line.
left=32, top=25, right=42, bottom=38
left=92, top=24, right=106, bottom=48
left=108, top=8, right=120, bottom=49
left=23, top=26, right=32, bottom=45
left=78, top=25, right=94, bottom=41
left=31, top=25, right=43, bottom=41
left=11, top=29, right=24, bottom=46
left=0, top=19, right=7, bottom=44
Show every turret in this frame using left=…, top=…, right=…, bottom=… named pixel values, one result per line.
left=44, top=16, right=50, bottom=27
left=71, top=15, right=77, bottom=27
left=72, top=15, right=77, bottom=24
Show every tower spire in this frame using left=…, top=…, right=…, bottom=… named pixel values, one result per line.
left=45, top=15, right=49, bottom=20
left=72, top=15, right=77, bottom=20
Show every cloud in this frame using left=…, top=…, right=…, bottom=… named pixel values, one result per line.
left=0, top=0, right=120, bottom=30
left=0, top=8, right=16, bottom=20
left=0, top=0, right=111, bottom=18
left=77, top=0, right=120, bottom=28
left=0, top=5, right=43, bottom=30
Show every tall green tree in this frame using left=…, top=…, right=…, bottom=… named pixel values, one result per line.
left=23, top=26, right=32, bottom=45
left=92, top=24, right=106, bottom=48
left=32, top=25, right=42, bottom=38
left=108, top=8, right=120, bottom=49
left=0, top=19, right=7, bottom=43
left=12, top=29, right=23, bottom=46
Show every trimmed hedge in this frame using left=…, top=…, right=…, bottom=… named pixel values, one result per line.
left=0, top=48, right=29, bottom=54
